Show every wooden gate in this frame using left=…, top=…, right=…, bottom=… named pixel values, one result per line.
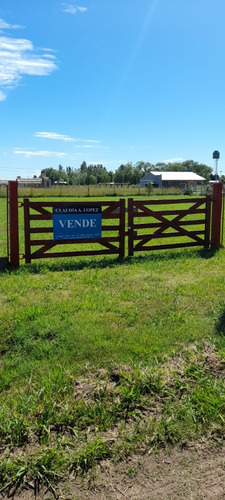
left=128, top=196, right=211, bottom=256
left=5, top=182, right=223, bottom=266
left=23, top=199, right=125, bottom=263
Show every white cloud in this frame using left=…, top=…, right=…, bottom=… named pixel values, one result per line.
left=0, top=90, right=6, bottom=101
left=82, top=139, right=101, bottom=143
left=74, top=145, right=93, bottom=149
left=0, top=18, right=23, bottom=30
left=165, top=158, right=184, bottom=164
left=0, top=20, right=57, bottom=98
left=35, top=131, right=101, bottom=143
left=74, top=144, right=109, bottom=149
left=35, top=132, right=75, bottom=142
left=14, top=150, right=66, bottom=158
left=62, top=4, right=87, bottom=14
left=77, top=6, right=88, bottom=12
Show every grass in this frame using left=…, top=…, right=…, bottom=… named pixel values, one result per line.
left=0, top=195, right=225, bottom=497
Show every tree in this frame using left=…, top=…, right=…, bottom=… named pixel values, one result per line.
left=146, top=182, right=153, bottom=196
left=41, top=167, right=68, bottom=183
left=80, top=161, right=87, bottom=173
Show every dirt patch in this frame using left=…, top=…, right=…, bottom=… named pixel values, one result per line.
left=3, top=441, right=224, bottom=500
left=163, top=342, right=225, bottom=383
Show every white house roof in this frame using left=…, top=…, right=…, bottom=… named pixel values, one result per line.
left=150, top=171, right=205, bottom=181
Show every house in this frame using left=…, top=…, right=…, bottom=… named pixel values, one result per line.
left=16, top=176, right=51, bottom=188
left=140, top=171, right=206, bottom=192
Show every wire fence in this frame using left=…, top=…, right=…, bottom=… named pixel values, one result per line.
left=0, top=184, right=209, bottom=198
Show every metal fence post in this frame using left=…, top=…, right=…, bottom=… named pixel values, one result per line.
left=211, top=183, right=223, bottom=249
left=8, top=180, right=20, bottom=266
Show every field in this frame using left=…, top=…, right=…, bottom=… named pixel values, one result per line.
left=0, top=184, right=206, bottom=199
left=0, top=195, right=225, bottom=499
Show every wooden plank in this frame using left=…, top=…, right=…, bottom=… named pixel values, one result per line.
left=119, top=199, right=126, bottom=259
left=31, top=249, right=118, bottom=259
left=133, top=197, right=206, bottom=206
left=23, top=198, right=31, bottom=264
left=102, top=201, right=120, bottom=217
left=29, top=224, right=120, bottom=234
left=30, top=227, right=53, bottom=233
left=134, top=230, right=205, bottom=240
left=133, top=219, right=206, bottom=229
left=27, top=205, right=52, bottom=217
left=29, top=213, right=121, bottom=221
left=28, top=200, right=117, bottom=208
left=132, top=209, right=206, bottom=218
left=204, top=195, right=211, bottom=248
left=9, top=181, right=19, bottom=266
left=128, top=198, right=134, bottom=256
left=29, top=214, right=52, bottom=221
left=134, top=233, right=204, bottom=250
left=30, top=236, right=121, bottom=246
left=133, top=242, right=202, bottom=252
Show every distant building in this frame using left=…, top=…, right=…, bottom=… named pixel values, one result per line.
left=53, top=180, right=68, bottom=185
left=140, top=171, right=206, bottom=191
left=16, top=175, right=51, bottom=188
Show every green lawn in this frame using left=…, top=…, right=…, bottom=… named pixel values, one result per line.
left=0, top=196, right=225, bottom=496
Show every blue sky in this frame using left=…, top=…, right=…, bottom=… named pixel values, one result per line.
left=0, top=0, right=224, bottom=179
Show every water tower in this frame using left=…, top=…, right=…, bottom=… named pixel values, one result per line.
left=212, top=150, right=220, bottom=179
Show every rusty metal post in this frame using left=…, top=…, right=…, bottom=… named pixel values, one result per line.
left=211, top=183, right=223, bottom=249
left=8, top=180, right=20, bottom=266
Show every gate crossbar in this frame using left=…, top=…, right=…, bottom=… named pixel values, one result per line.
left=128, top=197, right=211, bottom=256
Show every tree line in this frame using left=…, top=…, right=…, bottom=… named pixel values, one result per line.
left=41, top=160, right=215, bottom=186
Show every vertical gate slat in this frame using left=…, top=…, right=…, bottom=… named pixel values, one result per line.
left=119, top=198, right=126, bottom=259
left=204, top=195, right=211, bottom=248
left=128, top=198, right=133, bottom=256
left=24, top=198, right=31, bottom=263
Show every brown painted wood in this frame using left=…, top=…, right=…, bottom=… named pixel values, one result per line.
left=204, top=195, right=211, bottom=248
left=30, top=236, right=120, bottom=245
left=29, top=224, right=121, bottom=233
left=30, top=249, right=118, bottom=259
left=133, top=242, right=200, bottom=251
left=23, top=198, right=31, bottom=263
left=132, top=209, right=206, bottom=218
left=133, top=197, right=205, bottom=205
left=128, top=197, right=209, bottom=254
left=23, top=198, right=125, bottom=263
left=8, top=181, right=20, bottom=266
left=133, top=219, right=206, bottom=229
left=118, top=199, right=125, bottom=259
left=128, top=198, right=134, bottom=256
left=135, top=230, right=205, bottom=240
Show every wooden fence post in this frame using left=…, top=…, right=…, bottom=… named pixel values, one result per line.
left=8, top=180, right=20, bottom=266
left=211, top=183, right=223, bottom=249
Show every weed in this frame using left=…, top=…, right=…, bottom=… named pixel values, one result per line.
left=69, top=439, right=110, bottom=475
